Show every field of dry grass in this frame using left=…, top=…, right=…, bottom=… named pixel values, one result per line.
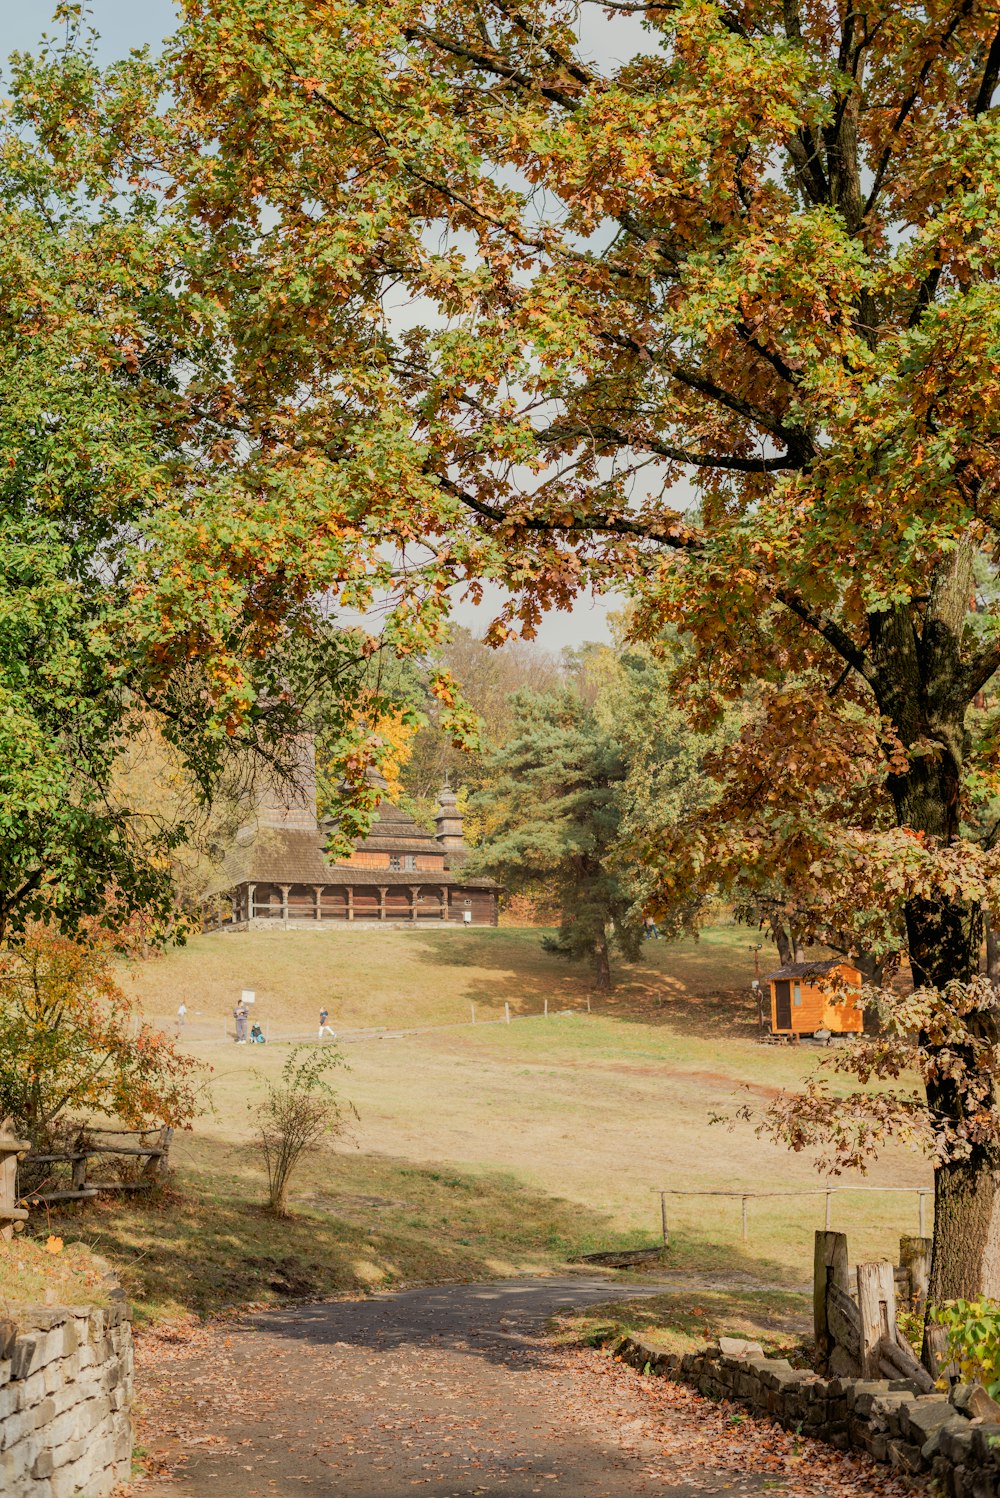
left=47, top=924, right=932, bottom=1324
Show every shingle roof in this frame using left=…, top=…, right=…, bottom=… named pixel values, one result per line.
left=333, top=800, right=445, bottom=856
left=764, top=959, right=856, bottom=982
left=205, top=825, right=497, bottom=894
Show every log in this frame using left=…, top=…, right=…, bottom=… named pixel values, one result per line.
left=827, top=1281, right=862, bottom=1362
left=923, top=1323, right=954, bottom=1381
left=877, top=1334, right=936, bottom=1393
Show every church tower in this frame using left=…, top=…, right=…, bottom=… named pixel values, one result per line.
left=434, top=780, right=465, bottom=853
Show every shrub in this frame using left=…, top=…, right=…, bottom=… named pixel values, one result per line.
left=935, top=1299, right=1000, bottom=1396
left=0, top=923, right=203, bottom=1148
left=252, top=1047, right=355, bottom=1216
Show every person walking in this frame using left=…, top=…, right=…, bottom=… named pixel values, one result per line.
left=318, top=1008, right=336, bottom=1042
left=234, top=1000, right=249, bottom=1044
left=177, top=1002, right=187, bottom=1029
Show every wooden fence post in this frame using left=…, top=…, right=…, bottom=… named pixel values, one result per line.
left=899, top=1235, right=933, bottom=1305
left=857, top=1260, right=897, bottom=1379
left=0, top=1119, right=31, bottom=1241
left=813, top=1230, right=849, bottom=1369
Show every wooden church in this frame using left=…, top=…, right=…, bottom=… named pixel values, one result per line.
left=206, top=744, right=499, bottom=929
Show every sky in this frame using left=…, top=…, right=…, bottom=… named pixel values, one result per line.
left=0, top=2, right=658, bottom=651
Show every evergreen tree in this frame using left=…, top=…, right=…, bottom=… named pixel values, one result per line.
left=468, top=691, right=640, bottom=990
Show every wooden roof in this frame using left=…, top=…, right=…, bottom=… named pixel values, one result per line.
left=334, top=799, right=446, bottom=858
left=207, top=826, right=497, bottom=894
left=205, top=753, right=496, bottom=895
left=764, top=959, right=857, bottom=982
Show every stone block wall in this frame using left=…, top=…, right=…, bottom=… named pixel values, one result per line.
left=0, top=1295, right=133, bottom=1498
left=616, top=1335, right=1000, bottom=1496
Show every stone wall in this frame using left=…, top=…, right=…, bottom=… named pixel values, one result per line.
left=0, top=1292, right=133, bottom=1498
left=615, top=1335, right=1000, bottom=1496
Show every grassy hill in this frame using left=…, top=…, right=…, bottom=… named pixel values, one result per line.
left=118, top=922, right=768, bottom=1035
left=49, top=925, right=930, bottom=1325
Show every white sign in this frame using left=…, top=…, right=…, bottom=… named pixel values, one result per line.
left=241, top=990, right=256, bottom=1005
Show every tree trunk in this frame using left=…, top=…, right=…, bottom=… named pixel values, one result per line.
left=593, top=932, right=612, bottom=992
left=986, top=914, right=1000, bottom=988
left=864, top=547, right=1000, bottom=1312
left=903, top=890, right=1000, bottom=1313
left=769, top=914, right=793, bottom=965
left=927, top=1148, right=1000, bottom=1306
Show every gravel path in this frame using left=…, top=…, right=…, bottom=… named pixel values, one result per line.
left=132, top=1277, right=916, bottom=1498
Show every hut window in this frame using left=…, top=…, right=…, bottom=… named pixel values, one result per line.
left=793, top=982, right=802, bottom=1006
left=390, top=854, right=416, bottom=871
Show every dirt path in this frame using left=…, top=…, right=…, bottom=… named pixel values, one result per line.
left=133, top=1277, right=914, bottom=1498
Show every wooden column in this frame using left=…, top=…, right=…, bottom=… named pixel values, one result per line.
left=346, top=886, right=354, bottom=922
left=231, top=894, right=239, bottom=925
left=313, top=885, right=324, bottom=922
left=410, top=886, right=420, bottom=922
left=440, top=886, right=448, bottom=920
left=279, top=884, right=290, bottom=925
left=378, top=887, right=388, bottom=922
left=247, top=883, right=256, bottom=922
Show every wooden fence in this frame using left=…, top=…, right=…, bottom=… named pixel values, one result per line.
left=814, top=1228, right=937, bottom=1387
left=3, top=1126, right=173, bottom=1216
left=656, top=1184, right=933, bottom=1245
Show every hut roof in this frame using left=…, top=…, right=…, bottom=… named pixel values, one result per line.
left=764, top=959, right=857, bottom=982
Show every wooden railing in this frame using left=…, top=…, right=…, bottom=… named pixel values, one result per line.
left=656, top=1183, right=933, bottom=1245
left=17, top=1126, right=173, bottom=1208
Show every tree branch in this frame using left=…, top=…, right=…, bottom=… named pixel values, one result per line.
left=401, top=22, right=583, bottom=111
left=440, top=477, right=869, bottom=675
left=965, top=637, right=1000, bottom=697
left=972, top=19, right=1000, bottom=116
left=533, top=420, right=801, bottom=472
left=864, top=0, right=974, bottom=218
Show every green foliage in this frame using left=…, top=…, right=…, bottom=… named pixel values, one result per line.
left=936, top=1300, right=1000, bottom=1398
left=467, top=687, right=640, bottom=988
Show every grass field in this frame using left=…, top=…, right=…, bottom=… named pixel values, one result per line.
left=39, top=925, right=932, bottom=1325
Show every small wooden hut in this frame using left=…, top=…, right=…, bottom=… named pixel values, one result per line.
left=766, top=959, right=864, bottom=1036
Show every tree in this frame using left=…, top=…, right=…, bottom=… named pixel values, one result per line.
left=0, top=923, right=202, bottom=1148
left=171, top=0, right=1000, bottom=1306
left=468, top=689, right=639, bottom=987
left=0, top=21, right=474, bottom=934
